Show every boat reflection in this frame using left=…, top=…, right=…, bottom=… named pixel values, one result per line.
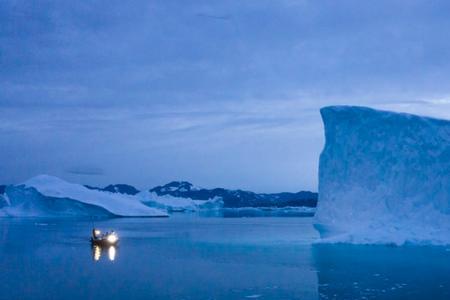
left=91, top=244, right=117, bottom=262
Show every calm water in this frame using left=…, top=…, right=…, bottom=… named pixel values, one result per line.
left=0, top=216, right=449, bottom=300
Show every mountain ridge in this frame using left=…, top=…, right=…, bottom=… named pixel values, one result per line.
left=2, top=180, right=318, bottom=208
left=150, top=181, right=318, bottom=208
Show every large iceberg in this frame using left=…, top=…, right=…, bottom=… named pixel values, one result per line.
left=314, top=106, right=450, bottom=245
left=2, top=175, right=168, bottom=217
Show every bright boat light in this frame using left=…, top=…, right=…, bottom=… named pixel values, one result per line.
left=107, top=234, right=118, bottom=243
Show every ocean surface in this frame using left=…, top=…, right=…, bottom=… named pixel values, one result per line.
left=0, top=215, right=449, bottom=300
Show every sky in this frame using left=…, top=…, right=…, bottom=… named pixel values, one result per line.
left=1, top=0, right=450, bottom=192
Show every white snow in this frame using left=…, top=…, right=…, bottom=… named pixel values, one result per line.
left=137, top=191, right=223, bottom=212
left=3, top=193, right=10, bottom=206
left=314, top=106, right=450, bottom=245
left=2, top=175, right=167, bottom=217
left=0, top=194, right=6, bottom=207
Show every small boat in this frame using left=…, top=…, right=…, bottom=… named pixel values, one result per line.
left=91, top=228, right=119, bottom=246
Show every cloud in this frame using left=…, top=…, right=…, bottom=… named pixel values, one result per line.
left=195, top=13, right=232, bottom=21
left=66, top=166, right=104, bottom=176
left=1, top=0, right=450, bottom=191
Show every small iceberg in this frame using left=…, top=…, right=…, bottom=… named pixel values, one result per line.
left=137, top=191, right=223, bottom=212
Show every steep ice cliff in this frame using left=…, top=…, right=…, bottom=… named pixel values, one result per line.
left=314, top=106, right=450, bottom=245
left=2, top=175, right=168, bottom=217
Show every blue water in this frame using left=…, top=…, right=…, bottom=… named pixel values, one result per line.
left=0, top=216, right=449, bottom=299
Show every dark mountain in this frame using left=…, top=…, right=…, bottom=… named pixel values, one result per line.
left=103, top=184, right=140, bottom=195
left=84, top=185, right=103, bottom=192
left=0, top=185, right=5, bottom=194
left=150, top=181, right=318, bottom=208
left=84, top=184, right=140, bottom=195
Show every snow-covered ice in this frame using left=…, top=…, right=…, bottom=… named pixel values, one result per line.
left=315, top=106, right=450, bottom=245
left=137, top=191, right=223, bottom=212
left=2, top=175, right=168, bottom=217
left=0, top=194, right=6, bottom=206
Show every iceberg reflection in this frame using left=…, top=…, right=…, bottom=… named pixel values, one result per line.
left=313, top=244, right=450, bottom=299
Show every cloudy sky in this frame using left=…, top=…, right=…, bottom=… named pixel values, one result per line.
left=1, top=0, right=450, bottom=192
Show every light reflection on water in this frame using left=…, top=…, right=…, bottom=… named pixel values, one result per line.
left=91, top=244, right=117, bottom=262
left=108, top=245, right=116, bottom=261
